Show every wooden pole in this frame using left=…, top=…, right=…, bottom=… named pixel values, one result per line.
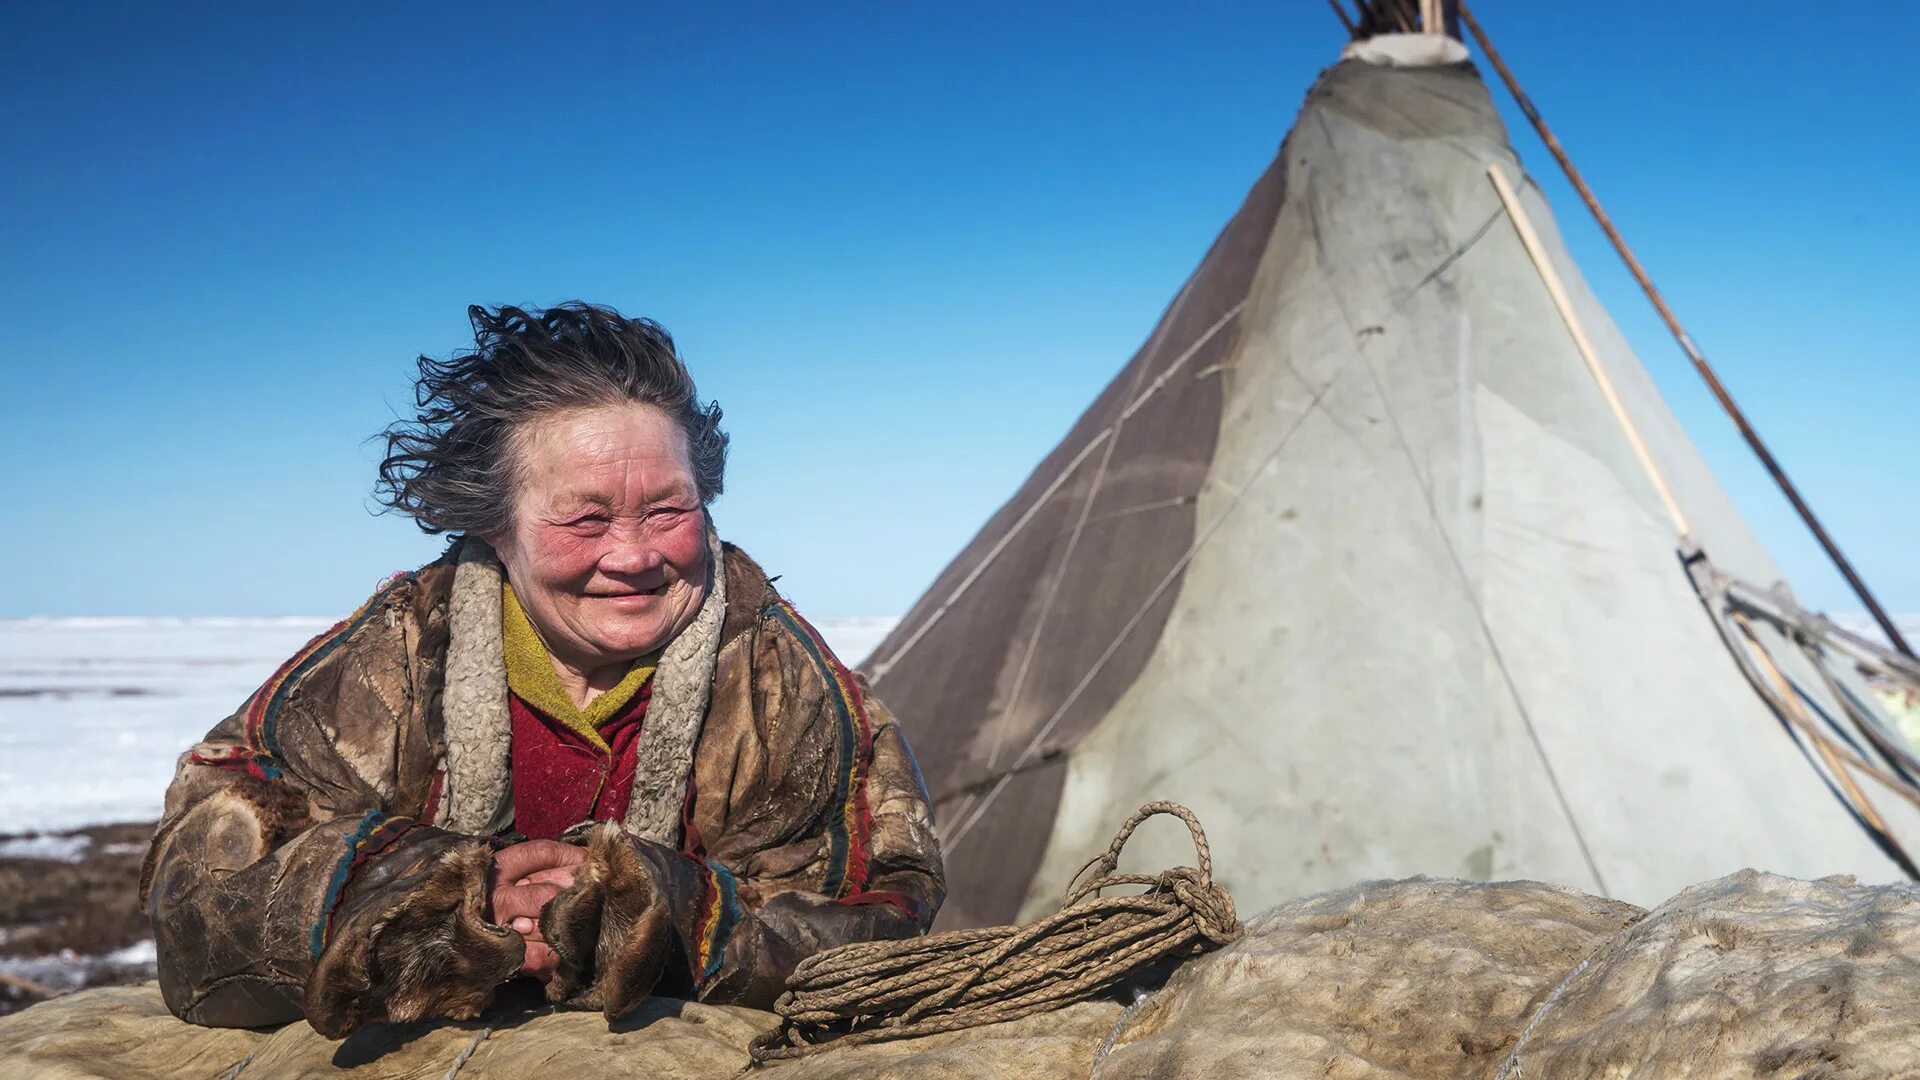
left=1487, top=164, right=1693, bottom=539
left=0, top=970, right=59, bottom=1000
left=1350, top=0, right=1398, bottom=37
left=1733, top=612, right=1920, bottom=845
left=1372, top=0, right=1416, bottom=33
left=1458, top=0, right=1915, bottom=659
left=1326, top=0, right=1358, bottom=36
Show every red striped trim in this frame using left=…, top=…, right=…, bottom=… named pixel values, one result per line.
left=837, top=888, right=928, bottom=924
left=689, top=860, right=740, bottom=987
left=310, top=812, right=417, bottom=958
left=244, top=573, right=413, bottom=763
left=768, top=599, right=875, bottom=898
left=242, top=618, right=348, bottom=753
left=188, top=745, right=283, bottom=780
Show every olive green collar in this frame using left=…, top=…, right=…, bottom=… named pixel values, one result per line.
left=501, top=582, right=656, bottom=752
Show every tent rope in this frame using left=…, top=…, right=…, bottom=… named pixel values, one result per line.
left=216, top=1049, right=259, bottom=1080
left=940, top=360, right=1343, bottom=851
left=868, top=297, right=1245, bottom=685
left=977, top=276, right=1203, bottom=783
left=747, top=802, right=1240, bottom=1065
left=440, top=1023, right=496, bottom=1080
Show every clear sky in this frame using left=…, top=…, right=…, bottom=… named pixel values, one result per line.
left=1, top=2, right=1913, bottom=622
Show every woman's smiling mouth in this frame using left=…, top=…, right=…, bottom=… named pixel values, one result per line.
left=587, top=583, right=669, bottom=600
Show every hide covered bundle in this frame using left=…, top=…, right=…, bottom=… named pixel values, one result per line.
left=8, top=870, right=1920, bottom=1078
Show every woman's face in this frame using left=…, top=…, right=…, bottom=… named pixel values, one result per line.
left=489, top=403, right=710, bottom=671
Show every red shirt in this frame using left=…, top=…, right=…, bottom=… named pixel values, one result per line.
left=508, top=678, right=652, bottom=841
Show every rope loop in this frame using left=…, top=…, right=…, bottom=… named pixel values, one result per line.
left=747, top=802, right=1239, bottom=1065
left=1167, top=867, right=1240, bottom=945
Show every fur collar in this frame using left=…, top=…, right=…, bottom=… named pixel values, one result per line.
left=435, top=527, right=729, bottom=844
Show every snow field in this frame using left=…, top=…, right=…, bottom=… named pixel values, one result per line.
left=0, top=615, right=897, bottom=836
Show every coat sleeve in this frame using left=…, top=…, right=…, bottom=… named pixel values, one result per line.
left=138, top=574, right=522, bottom=1034
left=540, top=600, right=946, bottom=1014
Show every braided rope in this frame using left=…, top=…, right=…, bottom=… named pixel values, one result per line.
left=748, top=802, right=1239, bottom=1064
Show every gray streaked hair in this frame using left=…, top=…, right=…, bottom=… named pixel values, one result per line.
left=375, top=302, right=728, bottom=536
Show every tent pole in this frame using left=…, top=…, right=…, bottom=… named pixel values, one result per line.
left=1420, top=0, right=1442, bottom=34
left=1325, top=0, right=1357, bottom=37
left=1733, top=612, right=1920, bottom=872
left=1486, top=164, right=1693, bottom=540
left=0, top=970, right=58, bottom=1000
left=1458, top=1, right=1915, bottom=659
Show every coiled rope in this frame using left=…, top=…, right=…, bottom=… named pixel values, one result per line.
left=748, top=802, right=1240, bottom=1064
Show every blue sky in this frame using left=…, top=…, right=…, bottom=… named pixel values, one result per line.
left=1, top=2, right=1913, bottom=621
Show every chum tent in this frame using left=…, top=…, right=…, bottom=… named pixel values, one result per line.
left=865, top=18, right=1920, bottom=929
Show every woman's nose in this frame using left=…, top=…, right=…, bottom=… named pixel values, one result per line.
left=598, top=539, right=665, bottom=576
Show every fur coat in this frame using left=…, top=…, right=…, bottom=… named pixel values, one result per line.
left=139, top=536, right=944, bottom=1036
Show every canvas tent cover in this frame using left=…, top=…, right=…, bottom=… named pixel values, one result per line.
left=867, top=55, right=1919, bottom=927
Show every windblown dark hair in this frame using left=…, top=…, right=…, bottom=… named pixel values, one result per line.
left=375, top=302, right=728, bottom=536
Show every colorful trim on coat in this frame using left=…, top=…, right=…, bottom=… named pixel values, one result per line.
left=187, top=744, right=284, bottom=780
left=243, top=572, right=415, bottom=773
left=767, top=599, right=874, bottom=898
left=309, top=810, right=417, bottom=959
left=690, top=859, right=741, bottom=987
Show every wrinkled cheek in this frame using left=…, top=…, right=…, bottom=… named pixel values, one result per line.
left=528, top=529, right=605, bottom=582
left=653, top=514, right=709, bottom=577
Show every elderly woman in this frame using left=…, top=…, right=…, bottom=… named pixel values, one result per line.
left=140, top=304, right=944, bottom=1037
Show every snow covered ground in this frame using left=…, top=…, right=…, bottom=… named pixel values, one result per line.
left=4, top=609, right=1905, bottom=838
left=1833, top=614, right=1920, bottom=652
left=0, top=615, right=898, bottom=836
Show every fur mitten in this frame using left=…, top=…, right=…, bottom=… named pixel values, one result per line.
left=304, top=838, right=523, bottom=1038
left=539, top=824, right=674, bottom=1019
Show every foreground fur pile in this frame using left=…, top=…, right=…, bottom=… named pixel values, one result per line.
left=14, top=870, right=1920, bottom=1077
